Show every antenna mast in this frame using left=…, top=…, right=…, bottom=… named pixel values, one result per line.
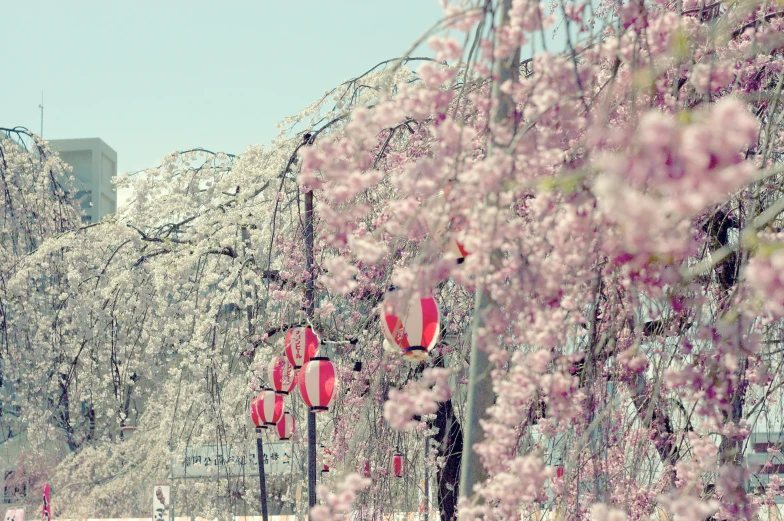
left=39, top=91, right=44, bottom=138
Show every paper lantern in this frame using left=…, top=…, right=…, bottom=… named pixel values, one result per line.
left=284, top=327, right=319, bottom=368
left=298, top=357, right=336, bottom=412
left=254, top=389, right=284, bottom=426
left=250, top=398, right=262, bottom=429
left=42, top=483, right=51, bottom=521
left=393, top=452, right=404, bottom=478
left=380, top=289, right=440, bottom=362
left=250, top=394, right=265, bottom=433
left=269, top=356, right=296, bottom=395
left=362, top=460, right=371, bottom=478
left=424, top=190, right=469, bottom=263
left=321, top=446, right=333, bottom=473
left=276, top=412, right=295, bottom=440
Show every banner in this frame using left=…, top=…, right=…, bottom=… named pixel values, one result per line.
left=152, top=485, right=169, bottom=521
left=42, top=484, right=50, bottom=521
left=171, top=442, right=294, bottom=478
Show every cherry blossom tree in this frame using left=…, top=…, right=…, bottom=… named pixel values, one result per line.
left=0, top=128, right=78, bottom=507
left=295, top=0, right=784, bottom=519
left=4, top=0, right=784, bottom=519
left=0, top=127, right=82, bottom=442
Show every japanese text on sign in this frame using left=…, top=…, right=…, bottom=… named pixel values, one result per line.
left=171, top=442, right=294, bottom=478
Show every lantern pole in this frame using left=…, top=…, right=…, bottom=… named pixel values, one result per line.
left=459, top=0, right=519, bottom=505
left=243, top=220, right=269, bottom=521
left=255, top=427, right=270, bottom=521
left=423, top=437, right=430, bottom=521
left=304, top=169, right=317, bottom=510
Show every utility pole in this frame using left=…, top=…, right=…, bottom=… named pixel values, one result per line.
left=458, top=0, right=519, bottom=505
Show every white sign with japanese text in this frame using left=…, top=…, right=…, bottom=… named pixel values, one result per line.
left=172, top=442, right=294, bottom=478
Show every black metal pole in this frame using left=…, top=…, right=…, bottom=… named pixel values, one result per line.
left=255, top=427, right=269, bottom=521
left=308, top=411, right=317, bottom=508
left=305, top=182, right=317, bottom=510
left=423, top=437, right=430, bottom=521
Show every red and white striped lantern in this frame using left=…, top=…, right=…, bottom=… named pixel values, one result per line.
left=254, top=389, right=284, bottom=426
left=424, top=190, right=469, bottom=263
left=250, top=397, right=263, bottom=431
left=276, top=412, right=295, bottom=440
left=269, top=356, right=296, bottom=395
left=298, top=357, right=336, bottom=412
left=393, top=452, right=404, bottom=478
left=380, top=289, right=440, bottom=363
left=321, top=446, right=333, bottom=473
left=284, top=327, right=319, bottom=369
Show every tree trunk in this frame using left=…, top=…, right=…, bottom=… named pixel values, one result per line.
left=434, top=397, right=463, bottom=521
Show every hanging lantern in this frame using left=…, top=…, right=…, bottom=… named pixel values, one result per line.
left=255, top=389, right=284, bottom=426
left=556, top=466, right=565, bottom=479
left=269, top=356, right=296, bottom=395
left=284, top=327, right=319, bottom=369
left=380, top=288, right=440, bottom=363
left=250, top=394, right=266, bottom=435
left=276, top=412, right=295, bottom=440
left=423, top=190, right=469, bottom=263
left=321, top=446, right=333, bottom=473
left=298, top=357, right=336, bottom=412
left=361, top=460, right=371, bottom=478
left=393, top=452, right=405, bottom=478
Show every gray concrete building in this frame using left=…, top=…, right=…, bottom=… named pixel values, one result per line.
left=49, top=138, right=117, bottom=223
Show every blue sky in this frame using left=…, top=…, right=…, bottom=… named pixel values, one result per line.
left=2, top=1, right=445, bottom=203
